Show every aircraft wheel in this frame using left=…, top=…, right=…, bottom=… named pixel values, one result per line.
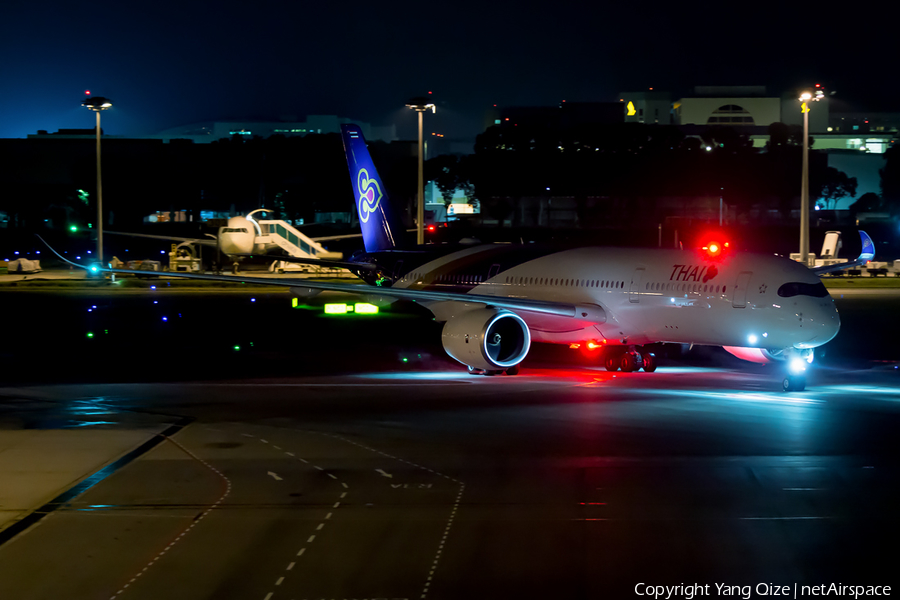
left=604, top=355, right=619, bottom=372
left=467, top=366, right=484, bottom=376
left=620, top=353, right=637, bottom=373
left=782, top=375, right=806, bottom=392
left=641, top=352, right=657, bottom=372
left=505, top=365, right=520, bottom=376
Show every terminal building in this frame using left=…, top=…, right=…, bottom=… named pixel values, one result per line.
left=27, top=115, right=397, bottom=144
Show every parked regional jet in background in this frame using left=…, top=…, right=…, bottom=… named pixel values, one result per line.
left=48, top=124, right=875, bottom=391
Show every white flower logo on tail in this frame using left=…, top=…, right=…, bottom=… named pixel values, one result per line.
left=357, top=168, right=383, bottom=223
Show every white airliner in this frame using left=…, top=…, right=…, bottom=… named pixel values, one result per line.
left=49, top=124, right=874, bottom=391
left=107, top=209, right=350, bottom=269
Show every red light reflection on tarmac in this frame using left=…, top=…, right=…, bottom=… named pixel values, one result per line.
left=519, top=366, right=619, bottom=383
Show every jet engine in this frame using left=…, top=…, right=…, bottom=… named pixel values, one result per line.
left=442, top=309, right=531, bottom=371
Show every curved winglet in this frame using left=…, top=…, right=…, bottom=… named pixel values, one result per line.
left=36, top=235, right=102, bottom=274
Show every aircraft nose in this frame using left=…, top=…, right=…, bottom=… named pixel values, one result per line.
left=803, top=301, right=841, bottom=347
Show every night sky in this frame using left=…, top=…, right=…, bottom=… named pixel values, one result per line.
left=2, top=0, right=895, bottom=142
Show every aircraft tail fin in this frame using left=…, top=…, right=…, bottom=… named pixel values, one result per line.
left=341, top=124, right=405, bottom=252
left=858, top=230, right=875, bottom=261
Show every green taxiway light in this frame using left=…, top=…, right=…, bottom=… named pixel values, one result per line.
left=86, top=332, right=94, bottom=338
left=69, top=225, right=78, bottom=232
left=233, top=345, right=241, bottom=351
left=402, top=357, right=408, bottom=363
left=291, top=297, right=298, bottom=308
left=354, top=303, right=379, bottom=314
left=324, top=303, right=349, bottom=314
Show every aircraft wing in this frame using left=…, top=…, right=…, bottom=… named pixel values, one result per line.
left=105, top=231, right=218, bottom=247
left=234, top=253, right=378, bottom=272
left=40, top=236, right=602, bottom=321
left=811, top=231, right=875, bottom=276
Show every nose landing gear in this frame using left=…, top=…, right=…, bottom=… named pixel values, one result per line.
left=780, top=348, right=813, bottom=392
left=782, top=374, right=806, bottom=392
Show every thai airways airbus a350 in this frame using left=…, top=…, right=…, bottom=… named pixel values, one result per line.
left=47, top=124, right=874, bottom=391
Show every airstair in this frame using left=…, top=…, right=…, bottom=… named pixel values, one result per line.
left=256, top=219, right=348, bottom=275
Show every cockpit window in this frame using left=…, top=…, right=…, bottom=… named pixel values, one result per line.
left=222, top=228, right=249, bottom=233
left=777, top=281, right=829, bottom=298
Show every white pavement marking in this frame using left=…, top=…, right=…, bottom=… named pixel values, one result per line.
left=307, top=534, right=316, bottom=543
left=325, top=512, right=332, bottom=519
left=109, top=429, right=232, bottom=600
left=297, top=548, right=306, bottom=556
left=302, top=430, right=466, bottom=600
left=264, top=593, right=273, bottom=600
left=287, top=562, right=295, bottom=570
left=327, top=473, right=338, bottom=479
left=316, top=523, right=324, bottom=530
left=267, top=471, right=283, bottom=481
left=275, top=577, right=284, bottom=586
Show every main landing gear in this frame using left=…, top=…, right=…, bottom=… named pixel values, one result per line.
left=604, top=347, right=657, bottom=373
left=468, top=365, right=520, bottom=376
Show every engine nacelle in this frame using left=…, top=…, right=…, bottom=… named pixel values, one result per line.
left=442, top=309, right=531, bottom=370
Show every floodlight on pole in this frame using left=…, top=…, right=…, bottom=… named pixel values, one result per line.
left=406, top=97, right=435, bottom=245
left=81, top=95, right=113, bottom=269
left=798, top=88, right=823, bottom=266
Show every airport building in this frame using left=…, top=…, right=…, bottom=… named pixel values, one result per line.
left=150, top=115, right=397, bottom=144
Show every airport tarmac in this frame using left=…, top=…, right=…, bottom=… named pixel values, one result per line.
left=0, top=287, right=898, bottom=599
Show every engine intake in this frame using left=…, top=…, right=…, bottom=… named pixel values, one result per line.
left=442, top=309, right=531, bottom=370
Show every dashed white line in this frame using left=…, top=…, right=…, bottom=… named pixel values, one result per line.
left=275, top=577, right=284, bottom=586
left=110, top=431, right=232, bottom=600
left=287, top=562, right=295, bottom=570
left=327, top=473, right=338, bottom=479
left=316, top=523, right=324, bottom=531
left=325, top=512, right=332, bottom=519
left=307, top=534, right=316, bottom=543
left=297, top=548, right=306, bottom=557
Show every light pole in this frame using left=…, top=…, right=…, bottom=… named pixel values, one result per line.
left=82, top=95, right=113, bottom=267
left=798, top=88, right=823, bottom=265
left=406, top=97, right=435, bottom=245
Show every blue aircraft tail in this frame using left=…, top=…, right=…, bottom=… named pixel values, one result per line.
left=858, top=230, right=875, bottom=261
left=341, top=124, right=405, bottom=252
